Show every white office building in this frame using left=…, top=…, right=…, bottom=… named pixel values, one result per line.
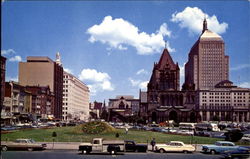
left=63, top=71, right=90, bottom=121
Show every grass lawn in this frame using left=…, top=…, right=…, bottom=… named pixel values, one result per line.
left=1, top=126, right=221, bottom=144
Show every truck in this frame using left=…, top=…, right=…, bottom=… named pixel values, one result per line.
left=79, top=138, right=125, bottom=155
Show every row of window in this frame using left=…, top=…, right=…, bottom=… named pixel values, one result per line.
left=202, top=92, right=249, bottom=95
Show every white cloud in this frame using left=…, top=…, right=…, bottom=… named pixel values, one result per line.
left=239, top=82, right=250, bottom=88
left=78, top=69, right=114, bottom=95
left=136, top=69, right=149, bottom=75
left=87, top=16, right=174, bottom=55
left=6, top=76, right=18, bottom=82
left=1, top=49, right=16, bottom=55
left=179, top=63, right=185, bottom=86
left=139, top=81, right=148, bottom=90
left=171, top=7, right=228, bottom=35
left=128, top=78, right=148, bottom=90
left=231, top=64, right=250, bottom=71
left=9, top=56, right=22, bottom=62
left=64, top=68, right=73, bottom=74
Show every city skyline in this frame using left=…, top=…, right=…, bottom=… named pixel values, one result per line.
left=2, top=1, right=249, bottom=102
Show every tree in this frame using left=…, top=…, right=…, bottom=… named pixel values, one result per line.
left=224, top=129, right=243, bottom=142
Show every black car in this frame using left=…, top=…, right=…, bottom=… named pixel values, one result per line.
left=221, top=147, right=250, bottom=159
left=125, top=140, right=147, bottom=152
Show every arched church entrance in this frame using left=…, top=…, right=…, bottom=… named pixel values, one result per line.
left=169, top=111, right=178, bottom=123
left=152, top=112, right=157, bottom=123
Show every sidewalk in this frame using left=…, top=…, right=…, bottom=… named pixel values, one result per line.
left=39, top=142, right=203, bottom=152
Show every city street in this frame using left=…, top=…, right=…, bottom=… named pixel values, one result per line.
left=1, top=150, right=223, bottom=159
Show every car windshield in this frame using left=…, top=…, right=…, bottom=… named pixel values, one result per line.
left=29, top=139, right=35, bottom=143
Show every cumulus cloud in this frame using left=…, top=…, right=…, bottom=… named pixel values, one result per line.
left=87, top=16, right=175, bottom=55
left=64, top=68, right=73, bottom=74
left=6, top=76, right=18, bottom=82
left=9, top=56, right=22, bottom=62
left=179, top=63, right=185, bottom=86
left=171, top=7, right=228, bottom=35
left=78, top=69, right=114, bottom=95
left=129, top=78, right=148, bottom=90
left=231, top=64, right=250, bottom=71
left=136, top=69, right=149, bottom=75
left=239, top=82, right=250, bottom=88
left=1, top=49, right=16, bottom=55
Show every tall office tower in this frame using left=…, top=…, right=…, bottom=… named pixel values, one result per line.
left=19, top=54, right=63, bottom=119
left=184, top=19, right=229, bottom=90
left=62, top=71, right=90, bottom=121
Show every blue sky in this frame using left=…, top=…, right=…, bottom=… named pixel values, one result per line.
left=2, top=1, right=250, bottom=102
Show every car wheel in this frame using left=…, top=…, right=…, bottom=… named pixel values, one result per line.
left=2, top=146, right=8, bottom=151
left=159, top=149, right=165, bottom=153
left=28, top=148, right=33, bottom=151
left=183, top=150, right=188, bottom=154
left=210, top=150, right=216, bottom=155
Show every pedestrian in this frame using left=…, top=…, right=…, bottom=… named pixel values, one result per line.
left=125, top=127, right=128, bottom=134
left=150, top=138, right=156, bottom=151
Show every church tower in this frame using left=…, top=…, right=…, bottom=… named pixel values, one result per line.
left=55, top=52, right=62, bottom=66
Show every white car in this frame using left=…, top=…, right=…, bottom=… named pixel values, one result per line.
left=155, top=141, right=195, bottom=153
left=177, top=130, right=194, bottom=135
left=241, top=134, right=250, bottom=142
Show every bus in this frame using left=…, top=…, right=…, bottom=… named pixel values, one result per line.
left=195, top=122, right=220, bottom=131
left=179, top=122, right=196, bottom=130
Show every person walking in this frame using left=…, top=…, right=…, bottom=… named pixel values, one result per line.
left=125, top=127, right=128, bottom=134
left=150, top=138, right=156, bottom=151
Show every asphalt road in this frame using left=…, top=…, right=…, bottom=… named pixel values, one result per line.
left=1, top=150, right=223, bottom=159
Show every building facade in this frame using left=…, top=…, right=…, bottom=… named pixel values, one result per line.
left=19, top=54, right=63, bottom=119
left=1, top=56, right=7, bottom=113
left=184, top=19, right=229, bottom=90
left=145, top=48, right=196, bottom=123
left=196, top=80, right=250, bottom=122
left=25, top=86, right=54, bottom=119
left=108, top=96, right=139, bottom=122
left=62, top=71, right=89, bottom=121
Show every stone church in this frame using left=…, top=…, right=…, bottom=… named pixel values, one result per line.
left=145, top=48, right=197, bottom=123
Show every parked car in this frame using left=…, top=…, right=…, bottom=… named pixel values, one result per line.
left=202, top=141, right=241, bottom=154
left=177, top=130, right=194, bottom=135
left=1, top=139, right=46, bottom=151
left=221, top=147, right=250, bottom=159
left=155, top=141, right=195, bottom=153
left=240, top=134, right=250, bottom=143
left=124, top=140, right=147, bottom=152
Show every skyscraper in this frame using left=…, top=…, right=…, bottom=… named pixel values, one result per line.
left=184, top=19, right=229, bottom=90
left=19, top=54, right=63, bottom=119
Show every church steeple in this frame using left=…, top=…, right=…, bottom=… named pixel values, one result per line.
left=202, top=17, right=208, bottom=33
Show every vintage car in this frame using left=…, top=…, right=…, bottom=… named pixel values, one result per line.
left=79, top=138, right=125, bottom=154
left=202, top=141, right=240, bottom=154
left=241, top=134, right=250, bottom=143
left=155, top=141, right=195, bottom=153
left=124, top=140, right=147, bottom=152
left=1, top=139, right=46, bottom=151
left=221, top=147, right=250, bottom=159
